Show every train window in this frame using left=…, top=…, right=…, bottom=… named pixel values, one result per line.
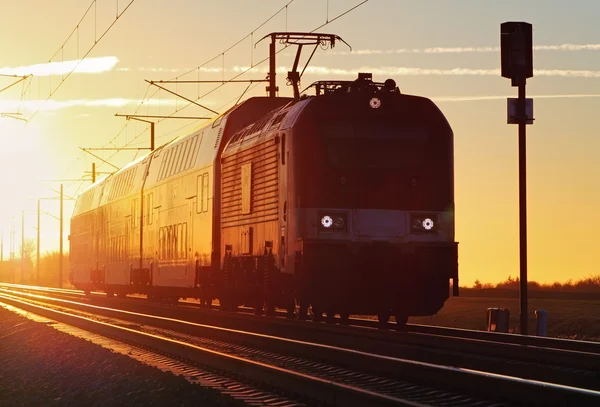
left=175, top=224, right=180, bottom=258
left=202, top=173, right=209, bottom=212
left=170, top=145, right=179, bottom=177
left=158, top=150, right=169, bottom=180
left=186, top=135, right=197, bottom=169
left=185, top=134, right=198, bottom=169
left=178, top=142, right=187, bottom=172
left=147, top=193, right=153, bottom=225
left=162, top=227, right=167, bottom=260
left=131, top=199, right=137, bottom=228
left=162, top=227, right=167, bottom=259
left=166, top=225, right=171, bottom=259
left=178, top=141, right=187, bottom=173
left=281, top=133, right=286, bottom=165
left=176, top=141, right=189, bottom=173
left=183, top=223, right=187, bottom=258
left=192, top=132, right=203, bottom=166
left=196, top=176, right=201, bottom=213
left=174, top=225, right=180, bottom=260
left=197, top=173, right=209, bottom=213
left=181, top=139, right=192, bottom=171
left=241, top=163, right=252, bottom=214
left=191, top=135, right=199, bottom=167
left=169, top=145, right=181, bottom=177
left=158, top=228, right=162, bottom=260
left=165, top=149, right=175, bottom=179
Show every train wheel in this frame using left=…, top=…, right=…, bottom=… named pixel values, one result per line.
left=254, top=299, right=264, bottom=316
left=84, top=290, right=91, bottom=297
left=377, top=311, right=391, bottom=328
left=310, top=305, right=323, bottom=322
left=286, top=299, right=297, bottom=319
left=105, top=290, right=114, bottom=298
left=325, top=309, right=336, bottom=324
left=394, top=313, right=408, bottom=330
left=297, top=301, right=309, bottom=321
left=265, top=303, right=276, bottom=317
left=339, top=311, right=350, bottom=324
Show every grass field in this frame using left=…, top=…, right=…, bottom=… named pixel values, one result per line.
left=405, top=296, right=600, bottom=341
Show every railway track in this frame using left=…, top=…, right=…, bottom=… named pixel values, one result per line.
left=1, top=284, right=599, bottom=406
left=4, top=283, right=600, bottom=362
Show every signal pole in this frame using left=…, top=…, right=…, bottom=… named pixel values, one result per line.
left=501, top=22, right=534, bottom=335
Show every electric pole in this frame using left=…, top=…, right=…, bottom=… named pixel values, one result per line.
left=37, top=200, right=40, bottom=285
left=92, top=162, right=96, bottom=183
left=59, top=184, right=63, bottom=288
left=21, top=210, right=24, bottom=283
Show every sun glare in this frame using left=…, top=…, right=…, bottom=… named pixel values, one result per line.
left=0, top=120, right=49, bottom=228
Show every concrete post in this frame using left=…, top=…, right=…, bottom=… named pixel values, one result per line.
left=535, top=309, right=548, bottom=336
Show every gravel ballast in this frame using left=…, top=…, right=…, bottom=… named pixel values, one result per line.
left=0, top=304, right=242, bottom=406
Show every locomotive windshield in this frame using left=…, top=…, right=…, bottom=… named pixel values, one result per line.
left=324, top=120, right=428, bottom=171
left=296, top=95, right=453, bottom=211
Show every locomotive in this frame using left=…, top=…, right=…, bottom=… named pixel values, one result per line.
left=70, top=69, right=459, bottom=327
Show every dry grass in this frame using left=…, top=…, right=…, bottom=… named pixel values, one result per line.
left=406, top=296, right=600, bottom=341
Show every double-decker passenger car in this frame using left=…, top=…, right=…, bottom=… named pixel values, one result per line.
left=70, top=72, right=458, bottom=327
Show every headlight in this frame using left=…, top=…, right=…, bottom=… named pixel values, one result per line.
left=411, top=213, right=438, bottom=234
left=319, top=212, right=347, bottom=232
left=321, top=215, right=333, bottom=228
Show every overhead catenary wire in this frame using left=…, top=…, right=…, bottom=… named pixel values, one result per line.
left=83, top=0, right=299, bottom=175
left=27, top=0, right=139, bottom=123
left=81, top=0, right=371, bottom=179
left=140, top=0, right=370, bottom=123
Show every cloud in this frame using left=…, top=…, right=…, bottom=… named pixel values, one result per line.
left=332, top=43, right=600, bottom=55
left=233, top=65, right=600, bottom=78
left=0, top=97, right=216, bottom=112
left=430, top=94, right=600, bottom=102
left=0, top=56, right=119, bottom=77
left=121, top=66, right=223, bottom=73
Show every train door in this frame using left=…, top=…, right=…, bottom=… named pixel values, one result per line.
left=279, top=132, right=289, bottom=273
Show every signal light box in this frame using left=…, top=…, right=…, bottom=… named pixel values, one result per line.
left=501, top=22, right=533, bottom=84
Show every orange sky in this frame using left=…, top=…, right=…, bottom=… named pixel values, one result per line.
left=1, top=1, right=600, bottom=286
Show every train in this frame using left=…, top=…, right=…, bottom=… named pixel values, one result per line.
left=69, top=71, right=459, bottom=327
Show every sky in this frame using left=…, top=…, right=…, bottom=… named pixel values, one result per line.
left=1, top=0, right=599, bottom=286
